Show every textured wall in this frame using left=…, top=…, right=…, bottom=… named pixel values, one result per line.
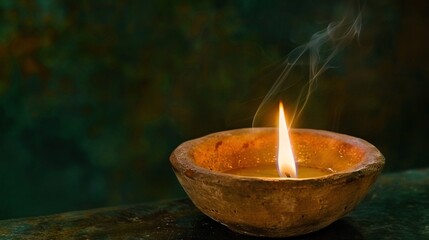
left=0, top=0, right=428, bottom=219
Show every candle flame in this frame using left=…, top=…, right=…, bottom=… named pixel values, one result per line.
left=278, top=102, right=297, bottom=178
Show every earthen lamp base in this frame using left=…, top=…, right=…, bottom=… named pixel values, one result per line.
left=170, top=128, right=385, bottom=237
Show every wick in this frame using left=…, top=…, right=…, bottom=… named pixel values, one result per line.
left=285, top=173, right=291, bottom=178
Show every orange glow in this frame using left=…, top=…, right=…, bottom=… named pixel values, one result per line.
left=277, top=102, right=297, bottom=178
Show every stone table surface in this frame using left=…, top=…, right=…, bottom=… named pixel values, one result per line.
left=0, top=169, right=428, bottom=240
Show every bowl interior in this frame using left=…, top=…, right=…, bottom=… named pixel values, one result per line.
left=191, top=128, right=373, bottom=174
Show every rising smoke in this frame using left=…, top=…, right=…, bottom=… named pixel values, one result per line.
left=253, top=2, right=362, bottom=127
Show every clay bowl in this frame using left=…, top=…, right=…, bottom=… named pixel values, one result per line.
left=170, top=128, right=384, bottom=237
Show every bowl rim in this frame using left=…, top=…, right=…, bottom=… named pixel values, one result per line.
left=170, top=128, right=385, bottom=183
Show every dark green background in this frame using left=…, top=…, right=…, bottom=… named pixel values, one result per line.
left=0, top=0, right=428, bottom=219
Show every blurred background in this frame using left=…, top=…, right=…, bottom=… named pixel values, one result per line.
left=0, top=0, right=428, bottom=219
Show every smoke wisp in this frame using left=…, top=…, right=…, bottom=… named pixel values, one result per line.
left=252, top=4, right=362, bottom=127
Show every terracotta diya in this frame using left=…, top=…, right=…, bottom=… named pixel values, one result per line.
left=170, top=102, right=384, bottom=237
left=170, top=126, right=384, bottom=237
